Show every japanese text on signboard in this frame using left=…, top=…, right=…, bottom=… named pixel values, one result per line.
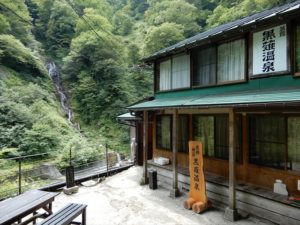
left=192, top=145, right=200, bottom=191
left=253, top=24, right=287, bottom=75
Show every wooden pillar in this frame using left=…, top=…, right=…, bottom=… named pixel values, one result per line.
left=141, top=110, right=149, bottom=184
left=170, top=109, right=180, bottom=198
left=225, top=108, right=238, bottom=221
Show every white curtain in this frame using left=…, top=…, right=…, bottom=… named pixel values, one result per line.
left=218, top=39, right=245, bottom=83
left=159, top=60, right=171, bottom=91
left=172, top=54, right=190, bottom=89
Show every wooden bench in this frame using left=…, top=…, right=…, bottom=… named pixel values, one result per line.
left=37, top=203, right=87, bottom=225
left=0, top=190, right=59, bottom=225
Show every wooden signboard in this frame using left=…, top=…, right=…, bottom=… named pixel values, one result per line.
left=184, top=141, right=210, bottom=213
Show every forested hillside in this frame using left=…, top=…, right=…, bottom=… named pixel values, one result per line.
left=0, top=0, right=295, bottom=157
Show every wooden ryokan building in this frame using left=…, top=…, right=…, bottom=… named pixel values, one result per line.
left=126, top=1, right=300, bottom=224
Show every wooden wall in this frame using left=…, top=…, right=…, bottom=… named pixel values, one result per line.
left=151, top=110, right=300, bottom=196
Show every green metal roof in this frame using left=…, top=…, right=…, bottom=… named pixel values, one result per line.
left=128, top=87, right=300, bottom=110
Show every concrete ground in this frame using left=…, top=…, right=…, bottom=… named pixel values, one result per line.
left=51, top=166, right=270, bottom=225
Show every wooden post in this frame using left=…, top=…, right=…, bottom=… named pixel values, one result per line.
left=106, top=143, right=109, bottom=177
left=18, top=158, right=22, bottom=195
left=170, top=109, right=180, bottom=197
left=141, top=110, right=149, bottom=184
left=225, top=108, right=238, bottom=221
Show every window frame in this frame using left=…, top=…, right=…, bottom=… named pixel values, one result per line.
left=248, top=114, right=287, bottom=170
left=192, top=37, right=247, bottom=88
left=191, top=45, right=217, bottom=88
left=156, top=114, right=172, bottom=151
left=216, top=38, right=247, bottom=85
left=192, top=114, right=242, bottom=162
left=293, top=20, right=300, bottom=76
left=178, top=114, right=190, bottom=153
left=155, top=53, right=191, bottom=93
left=247, top=114, right=300, bottom=174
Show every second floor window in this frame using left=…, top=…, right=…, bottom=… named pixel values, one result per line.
left=193, top=47, right=216, bottom=86
left=192, top=39, right=246, bottom=87
left=218, top=39, right=245, bottom=83
left=158, top=54, right=190, bottom=91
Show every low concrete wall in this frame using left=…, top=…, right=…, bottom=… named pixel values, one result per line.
left=149, top=164, right=300, bottom=225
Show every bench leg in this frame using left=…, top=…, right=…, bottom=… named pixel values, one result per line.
left=82, top=209, right=86, bottom=225
left=33, top=211, right=37, bottom=224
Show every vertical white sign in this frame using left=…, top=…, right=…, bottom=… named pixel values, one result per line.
left=253, top=24, right=287, bottom=75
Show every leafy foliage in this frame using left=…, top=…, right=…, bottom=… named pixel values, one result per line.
left=144, top=23, right=185, bottom=55
left=0, top=35, right=45, bottom=77
left=0, top=73, right=79, bottom=156
left=145, top=0, right=200, bottom=37
left=63, top=29, right=128, bottom=137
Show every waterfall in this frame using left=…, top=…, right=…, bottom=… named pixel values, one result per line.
left=46, top=62, right=82, bottom=136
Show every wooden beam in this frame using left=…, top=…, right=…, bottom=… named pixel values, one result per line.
left=170, top=109, right=180, bottom=198
left=225, top=108, right=238, bottom=221
left=142, top=110, right=149, bottom=184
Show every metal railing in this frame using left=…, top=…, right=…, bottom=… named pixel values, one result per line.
left=0, top=144, right=131, bottom=200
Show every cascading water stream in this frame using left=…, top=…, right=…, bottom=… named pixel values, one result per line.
left=46, top=62, right=80, bottom=134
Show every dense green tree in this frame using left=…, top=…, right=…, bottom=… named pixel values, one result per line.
left=144, top=22, right=185, bottom=55
left=112, top=10, right=133, bottom=35
left=75, top=8, right=113, bottom=36
left=146, top=0, right=200, bottom=37
left=33, top=0, right=54, bottom=40
left=0, top=0, right=33, bottom=44
left=0, top=14, right=10, bottom=33
left=129, top=0, right=149, bottom=19
left=0, top=35, right=45, bottom=76
left=207, top=0, right=295, bottom=27
left=73, top=0, right=113, bottom=19
left=63, top=30, right=126, bottom=122
left=45, top=1, right=77, bottom=58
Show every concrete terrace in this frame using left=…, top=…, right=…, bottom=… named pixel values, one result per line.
left=50, top=167, right=270, bottom=225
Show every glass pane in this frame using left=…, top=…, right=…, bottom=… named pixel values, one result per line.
left=193, top=47, right=216, bottom=86
left=159, top=60, right=171, bottom=91
left=296, top=25, right=300, bottom=72
left=215, top=115, right=242, bottom=161
left=288, top=117, right=300, bottom=172
left=215, top=115, right=229, bottom=159
left=218, top=39, right=245, bottom=83
left=156, top=115, right=171, bottom=150
left=172, top=54, right=190, bottom=89
left=249, top=116, right=286, bottom=169
left=178, top=115, right=189, bottom=153
left=193, top=116, right=214, bottom=157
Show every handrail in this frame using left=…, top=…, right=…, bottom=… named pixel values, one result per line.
left=3, top=153, right=49, bottom=161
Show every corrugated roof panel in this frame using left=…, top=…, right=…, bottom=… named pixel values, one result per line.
left=262, top=12, right=277, bottom=19
left=280, top=4, right=300, bottom=13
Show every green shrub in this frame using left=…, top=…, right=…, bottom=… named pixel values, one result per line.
left=0, top=35, right=46, bottom=77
